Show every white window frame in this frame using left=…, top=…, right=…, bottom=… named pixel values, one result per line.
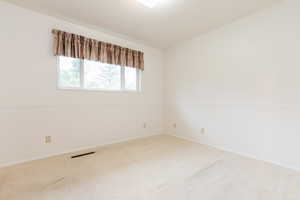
left=57, top=57, right=142, bottom=92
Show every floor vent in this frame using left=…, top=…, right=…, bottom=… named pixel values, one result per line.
left=71, top=152, right=95, bottom=159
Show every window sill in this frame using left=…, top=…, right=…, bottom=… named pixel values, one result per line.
left=56, top=87, right=142, bottom=93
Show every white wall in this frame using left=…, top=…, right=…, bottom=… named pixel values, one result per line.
left=165, top=0, right=300, bottom=170
left=0, top=2, right=163, bottom=166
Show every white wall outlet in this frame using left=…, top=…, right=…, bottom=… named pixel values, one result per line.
left=45, top=136, right=52, bottom=144
left=200, top=128, right=205, bottom=135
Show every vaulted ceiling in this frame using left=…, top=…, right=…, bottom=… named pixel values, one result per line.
left=4, top=0, right=279, bottom=48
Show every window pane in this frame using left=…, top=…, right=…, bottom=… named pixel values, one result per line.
left=125, top=67, right=137, bottom=90
left=59, top=56, right=81, bottom=88
left=84, top=60, right=121, bottom=90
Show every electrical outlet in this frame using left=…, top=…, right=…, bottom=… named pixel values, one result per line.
left=45, top=136, right=52, bottom=144
left=200, top=128, right=205, bottom=135
left=143, top=123, right=147, bottom=128
left=173, top=123, right=177, bottom=128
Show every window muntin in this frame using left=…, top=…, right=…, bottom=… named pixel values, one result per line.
left=58, top=56, right=141, bottom=91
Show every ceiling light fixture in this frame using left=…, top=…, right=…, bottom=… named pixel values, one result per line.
left=137, top=0, right=160, bottom=8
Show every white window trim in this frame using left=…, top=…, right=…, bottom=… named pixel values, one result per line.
left=57, top=57, right=142, bottom=92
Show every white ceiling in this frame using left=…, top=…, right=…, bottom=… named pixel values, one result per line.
left=4, top=0, right=279, bottom=49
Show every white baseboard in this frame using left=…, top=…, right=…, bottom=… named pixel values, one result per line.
left=3, top=133, right=299, bottom=172
left=0, top=133, right=161, bottom=169
left=168, top=133, right=300, bottom=172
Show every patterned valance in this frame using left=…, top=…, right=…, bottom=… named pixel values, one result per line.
left=52, top=29, right=144, bottom=70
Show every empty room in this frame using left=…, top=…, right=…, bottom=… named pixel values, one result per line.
left=1, top=0, right=300, bottom=199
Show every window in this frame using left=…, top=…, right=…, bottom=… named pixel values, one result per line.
left=58, top=56, right=141, bottom=91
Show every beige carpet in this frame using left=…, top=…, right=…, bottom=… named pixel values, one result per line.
left=0, top=135, right=299, bottom=200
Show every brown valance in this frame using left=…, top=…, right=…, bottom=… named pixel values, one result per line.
left=52, top=29, right=144, bottom=70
